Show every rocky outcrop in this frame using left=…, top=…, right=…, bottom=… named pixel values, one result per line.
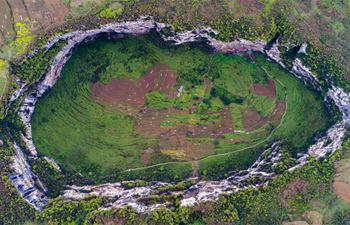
left=307, top=87, right=350, bottom=158
left=44, top=156, right=61, bottom=172
left=265, top=38, right=285, bottom=67
left=5, top=19, right=350, bottom=212
left=64, top=143, right=281, bottom=212
left=298, top=43, right=308, bottom=54
left=291, top=58, right=321, bottom=91
left=9, top=142, right=47, bottom=210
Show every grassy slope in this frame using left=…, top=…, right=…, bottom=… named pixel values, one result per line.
left=31, top=36, right=329, bottom=182
left=33, top=37, right=222, bottom=182
left=32, top=40, right=157, bottom=178
left=199, top=54, right=329, bottom=179
left=32, top=37, right=214, bottom=179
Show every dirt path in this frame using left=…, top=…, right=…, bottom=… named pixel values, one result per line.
left=192, top=160, right=199, bottom=178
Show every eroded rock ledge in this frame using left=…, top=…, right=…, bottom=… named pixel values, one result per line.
left=6, top=19, right=350, bottom=211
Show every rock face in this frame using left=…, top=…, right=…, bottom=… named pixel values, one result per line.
left=6, top=19, right=350, bottom=212
left=265, top=38, right=284, bottom=67
left=64, top=142, right=281, bottom=212
left=292, top=58, right=321, bottom=91
left=9, top=142, right=47, bottom=210
left=306, top=87, right=350, bottom=158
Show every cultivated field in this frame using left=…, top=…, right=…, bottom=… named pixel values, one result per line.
left=31, top=35, right=329, bottom=182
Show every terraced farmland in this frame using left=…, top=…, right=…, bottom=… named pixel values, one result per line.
left=31, top=35, right=329, bottom=183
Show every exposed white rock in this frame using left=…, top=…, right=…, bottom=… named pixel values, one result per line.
left=308, top=124, right=347, bottom=158
left=9, top=142, right=47, bottom=210
left=210, top=39, right=266, bottom=54
left=328, top=87, right=350, bottom=124
left=265, top=38, right=285, bottom=67
left=9, top=78, right=27, bottom=102
left=298, top=43, right=308, bottom=54
left=177, top=86, right=184, bottom=97
left=292, top=58, right=321, bottom=90
left=306, top=86, right=350, bottom=158
left=44, top=156, right=62, bottom=172
left=62, top=143, right=280, bottom=211
left=161, top=27, right=216, bottom=45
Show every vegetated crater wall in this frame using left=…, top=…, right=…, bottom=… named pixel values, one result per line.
left=5, top=19, right=350, bottom=211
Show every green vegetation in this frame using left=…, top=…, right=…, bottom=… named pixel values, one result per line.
left=119, top=162, right=193, bottom=183
left=0, top=176, right=35, bottom=224
left=11, top=40, right=66, bottom=83
left=36, top=196, right=103, bottom=225
left=34, top=138, right=350, bottom=225
left=30, top=35, right=329, bottom=184
left=299, top=44, right=349, bottom=90
left=146, top=91, right=174, bottom=110
left=98, top=3, right=124, bottom=19
left=0, top=1, right=348, bottom=224
left=31, top=49, right=157, bottom=181
left=30, top=158, right=65, bottom=197
left=199, top=54, right=329, bottom=179
left=10, top=22, right=34, bottom=56
left=66, top=0, right=111, bottom=19
left=0, top=139, right=35, bottom=225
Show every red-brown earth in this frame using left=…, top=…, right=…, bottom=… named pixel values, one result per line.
left=251, top=80, right=276, bottom=100
left=243, top=101, right=285, bottom=131
left=243, top=80, right=284, bottom=131
left=90, top=64, right=285, bottom=163
left=90, top=64, right=235, bottom=162
left=90, top=64, right=177, bottom=108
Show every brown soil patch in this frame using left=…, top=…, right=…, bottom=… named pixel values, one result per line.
left=332, top=153, right=350, bottom=204
left=134, top=108, right=186, bottom=137
left=280, top=179, right=309, bottom=208
left=332, top=180, right=350, bottom=204
left=243, top=101, right=285, bottom=131
left=203, top=78, right=212, bottom=94
left=186, top=107, right=233, bottom=138
left=159, top=127, right=215, bottom=161
left=238, top=0, right=264, bottom=11
left=91, top=64, right=177, bottom=109
left=21, top=0, right=67, bottom=32
left=268, top=101, right=285, bottom=122
left=228, top=0, right=264, bottom=18
left=141, top=147, right=157, bottom=165
left=91, top=64, right=236, bottom=162
left=251, top=80, right=276, bottom=100
left=243, top=109, right=265, bottom=131
left=135, top=107, right=232, bottom=161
